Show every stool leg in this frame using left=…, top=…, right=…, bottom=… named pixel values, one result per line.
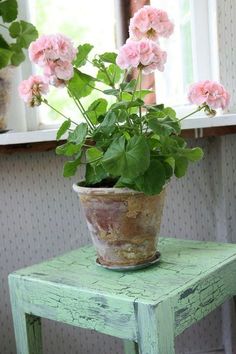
left=9, top=278, right=43, bottom=354
left=123, top=340, right=139, bottom=354
left=136, top=302, right=175, bottom=354
left=11, top=310, right=42, bottom=354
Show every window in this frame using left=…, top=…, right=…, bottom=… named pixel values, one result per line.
left=150, top=0, right=218, bottom=113
left=14, top=0, right=221, bottom=134
left=23, top=0, right=117, bottom=129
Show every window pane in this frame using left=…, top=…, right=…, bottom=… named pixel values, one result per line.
left=151, top=0, right=194, bottom=106
left=29, top=0, right=116, bottom=126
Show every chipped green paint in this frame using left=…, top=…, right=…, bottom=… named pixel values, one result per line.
left=8, top=237, right=236, bottom=354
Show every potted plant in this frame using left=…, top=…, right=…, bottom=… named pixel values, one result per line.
left=19, top=6, right=230, bottom=270
left=0, top=0, right=38, bottom=130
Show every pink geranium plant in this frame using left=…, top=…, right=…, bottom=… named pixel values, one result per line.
left=19, top=6, right=230, bottom=195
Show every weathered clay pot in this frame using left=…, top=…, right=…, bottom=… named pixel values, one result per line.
left=0, top=67, right=12, bottom=130
left=73, top=184, right=165, bottom=267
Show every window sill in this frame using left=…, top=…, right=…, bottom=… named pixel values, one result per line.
left=0, top=129, right=60, bottom=145
left=1, top=113, right=236, bottom=151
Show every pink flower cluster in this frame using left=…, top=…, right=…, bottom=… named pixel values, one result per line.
left=129, top=6, right=174, bottom=41
left=29, top=34, right=77, bottom=86
left=116, top=6, right=173, bottom=74
left=18, top=75, right=49, bottom=107
left=188, top=80, right=230, bottom=111
left=19, top=34, right=77, bottom=105
left=116, top=39, right=167, bottom=74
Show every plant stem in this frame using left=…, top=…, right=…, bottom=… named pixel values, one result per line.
left=0, top=23, right=8, bottom=30
left=179, top=105, right=207, bottom=122
left=81, top=156, right=103, bottom=165
left=121, top=69, right=129, bottom=85
left=42, top=99, right=78, bottom=126
left=138, top=68, right=142, bottom=133
left=87, top=83, right=104, bottom=93
left=101, top=63, right=115, bottom=88
left=67, top=87, right=94, bottom=131
left=78, top=98, right=95, bottom=129
left=127, top=69, right=141, bottom=119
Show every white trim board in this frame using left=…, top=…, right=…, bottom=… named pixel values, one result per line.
left=1, top=114, right=236, bottom=146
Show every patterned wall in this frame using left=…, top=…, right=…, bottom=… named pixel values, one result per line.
left=1, top=135, right=236, bottom=354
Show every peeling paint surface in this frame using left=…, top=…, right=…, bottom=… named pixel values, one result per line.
left=9, top=237, right=236, bottom=353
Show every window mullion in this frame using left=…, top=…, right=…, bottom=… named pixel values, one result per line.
left=190, top=0, right=212, bottom=81
left=18, top=0, right=41, bottom=131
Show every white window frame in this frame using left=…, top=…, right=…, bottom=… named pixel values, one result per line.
left=152, top=0, right=219, bottom=117
left=2, top=0, right=236, bottom=145
left=190, top=0, right=219, bottom=82
left=19, top=0, right=55, bottom=131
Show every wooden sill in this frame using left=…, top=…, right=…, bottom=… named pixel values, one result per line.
left=1, top=125, right=236, bottom=154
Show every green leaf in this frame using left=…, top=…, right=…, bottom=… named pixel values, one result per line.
left=145, top=104, right=164, bottom=112
left=103, top=88, right=119, bottom=96
left=134, top=160, right=166, bottom=195
left=120, top=79, right=136, bottom=92
left=67, top=122, right=87, bottom=145
left=117, top=109, right=128, bottom=123
left=115, top=177, right=136, bottom=189
left=63, top=153, right=82, bottom=177
left=8, top=20, right=20, bottom=37
left=9, top=44, right=25, bottom=66
left=74, top=43, right=93, bottom=67
left=163, top=107, right=176, bottom=118
left=0, top=0, right=17, bottom=22
left=165, top=156, right=175, bottom=170
left=56, top=120, right=71, bottom=140
left=171, top=136, right=187, bottom=148
left=174, top=157, right=189, bottom=178
left=86, top=98, right=108, bottom=125
left=97, top=63, right=123, bottom=86
left=121, top=90, right=151, bottom=101
left=86, top=147, right=103, bottom=164
left=99, top=52, right=117, bottom=64
left=0, top=34, right=9, bottom=49
left=0, top=48, right=12, bottom=69
left=68, top=68, right=96, bottom=99
left=162, top=161, right=174, bottom=180
left=9, top=21, right=38, bottom=48
left=85, top=164, right=108, bottom=185
left=102, top=135, right=150, bottom=179
left=111, top=98, right=144, bottom=111
left=180, top=147, right=204, bottom=161
left=55, top=142, right=82, bottom=157
left=148, top=115, right=181, bottom=136
left=93, top=111, right=116, bottom=137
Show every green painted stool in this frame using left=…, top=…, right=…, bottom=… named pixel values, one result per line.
left=8, top=237, right=236, bottom=354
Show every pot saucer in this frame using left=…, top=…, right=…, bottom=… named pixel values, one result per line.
left=96, top=251, right=161, bottom=271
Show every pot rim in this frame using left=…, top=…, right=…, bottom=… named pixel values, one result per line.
left=73, top=182, right=143, bottom=196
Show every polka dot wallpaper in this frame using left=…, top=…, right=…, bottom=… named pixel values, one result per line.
left=1, top=135, right=235, bottom=354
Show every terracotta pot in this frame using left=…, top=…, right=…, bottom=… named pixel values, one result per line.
left=73, top=184, right=165, bottom=268
left=0, top=67, right=12, bottom=130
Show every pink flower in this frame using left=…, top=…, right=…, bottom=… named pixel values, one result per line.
left=188, top=80, right=230, bottom=110
left=138, top=40, right=167, bottom=74
left=29, top=34, right=77, bottom=86
left=43, top=60, right=74, bottom=82
left=116, top=38, right=167, bottom=74
left=116, top=39, right=140, bottom=69
left=138, top=39, right=155, bottom=65
left=29, top=34, right=77, bottom=66
left=18, top=75, right=49, bottom=106
left=129, top=6, right=174, bottom=41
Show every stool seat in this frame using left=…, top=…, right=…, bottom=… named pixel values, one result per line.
left=8, top=237, right=236, bottom=354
